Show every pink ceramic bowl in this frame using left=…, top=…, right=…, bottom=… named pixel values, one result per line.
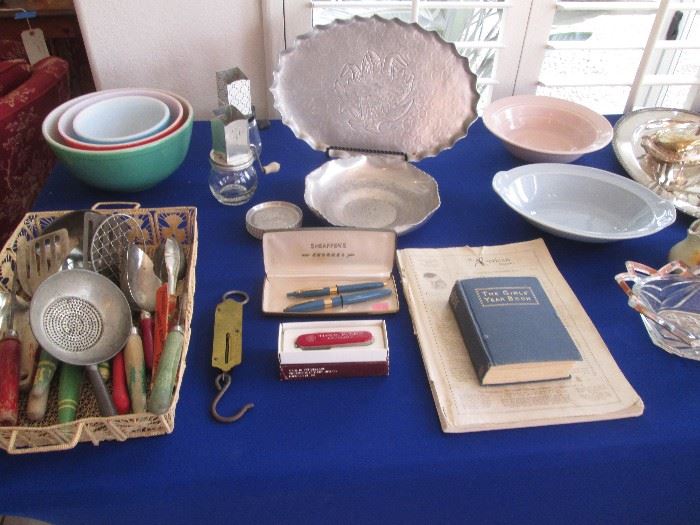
left=57, top=88, right=184, bottom=151
left=482, top=95, right=613, bottom=163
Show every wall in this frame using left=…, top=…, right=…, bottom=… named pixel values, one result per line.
left=74, top=0, right=269, bottom=120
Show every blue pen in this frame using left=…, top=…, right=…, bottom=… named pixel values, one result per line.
left=284, top=288, right=392, bottom=313
left=286, top=281, right=386, bottom=298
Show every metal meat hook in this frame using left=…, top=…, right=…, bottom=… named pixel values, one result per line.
left=211, top=372, right=254, bottom=423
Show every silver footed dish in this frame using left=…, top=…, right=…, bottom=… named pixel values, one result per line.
left=304, top=155, right=440, bottom=236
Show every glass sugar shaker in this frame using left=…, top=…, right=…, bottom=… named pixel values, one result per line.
left=209, top=149, right=259, bottom=206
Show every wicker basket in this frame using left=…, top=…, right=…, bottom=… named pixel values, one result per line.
left=0, top=204, right=197, bottom=454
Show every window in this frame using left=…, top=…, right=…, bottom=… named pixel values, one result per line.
left=538, top=1, right=700, bottom=114
left=262, top=0, right=700, bottom=115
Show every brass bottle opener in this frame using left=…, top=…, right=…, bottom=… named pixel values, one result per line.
left=210, top=290, right=253, bottom=423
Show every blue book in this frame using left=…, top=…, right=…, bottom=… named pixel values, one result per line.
left=449, top=276, right=582, bottom=385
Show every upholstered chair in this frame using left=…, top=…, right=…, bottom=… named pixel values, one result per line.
left=0, top=54, right=70, bottom=247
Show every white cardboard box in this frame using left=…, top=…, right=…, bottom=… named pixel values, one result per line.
left=278, top=319, right=389, bottom=380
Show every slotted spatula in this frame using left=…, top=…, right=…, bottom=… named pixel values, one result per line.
left=16, top=229, right=71, bottom=421
left=16, top=229, right=71, bottom=297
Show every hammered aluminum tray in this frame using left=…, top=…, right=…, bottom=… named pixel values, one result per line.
left=613, top=108, right=700, bottom=217
left=304, top=155, right=440, bottom=235
left=271, top=15, right=479, bottom=161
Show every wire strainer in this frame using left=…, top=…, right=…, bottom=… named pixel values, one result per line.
left=29, top=269, right=132, bottom=416
left=89, top=213, right=145, bottom=283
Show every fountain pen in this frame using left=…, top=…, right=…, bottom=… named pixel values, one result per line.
left=284, top=288, right=391, bottom=313
left=286, top=281, right=386, bottom=298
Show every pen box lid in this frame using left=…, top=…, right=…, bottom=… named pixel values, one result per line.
left=270, top=15, right=479, bottom=161
left=262, top=228, right=399, bottom=315
left=262, top=228, right=396, bottom=278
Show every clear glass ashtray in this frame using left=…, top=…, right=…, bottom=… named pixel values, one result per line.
left=616, top=261, right=700, bottom=360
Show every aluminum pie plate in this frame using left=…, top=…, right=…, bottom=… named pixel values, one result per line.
left=271, top=15, right=479, bottom=161
left=304, top=155, right=440, bottom=235
left=613, top=107, right=700, bottom=217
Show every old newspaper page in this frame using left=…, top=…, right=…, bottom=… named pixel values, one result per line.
left=396, top=239, right=643, bottom=432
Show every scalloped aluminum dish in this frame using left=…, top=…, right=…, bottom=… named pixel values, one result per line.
left=613, top=107, right=700, bottom=217
left=493, top=164, right=676, bottom=242
left=305, top=156, right=440, bottom=235
left=271, top=15, right=479, bottom=161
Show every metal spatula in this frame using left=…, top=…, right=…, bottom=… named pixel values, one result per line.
left=17, top=228, right=72, bottom=422
left=16, top=229, right=70, bottom=297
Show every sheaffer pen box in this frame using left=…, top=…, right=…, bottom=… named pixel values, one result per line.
left=278, top=319, right=389, bottom=380
left=261, top=228, right=399, bottom=315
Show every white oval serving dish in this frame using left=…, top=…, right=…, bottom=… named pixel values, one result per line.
left=492, top=163, right=676, bottom=242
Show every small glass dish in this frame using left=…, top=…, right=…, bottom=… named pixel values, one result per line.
left=616, top=261, right=700, bottom=360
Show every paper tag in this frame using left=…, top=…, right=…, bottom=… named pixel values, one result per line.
left=21, top=28, right=49, bottom=65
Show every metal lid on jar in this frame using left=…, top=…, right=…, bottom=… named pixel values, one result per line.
left=245, top=201, right=303, bottom=239
left=210, top=149, right=255, bottom=171
left=271, top=15, right=479, bottom=162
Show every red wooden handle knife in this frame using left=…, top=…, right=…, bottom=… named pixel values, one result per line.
left=0, top=334, right=20, bottom=426
left=111, top=349, right=131, bottom=415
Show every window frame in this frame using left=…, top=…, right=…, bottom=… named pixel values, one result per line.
left=262, top=0, right=700, bottom=116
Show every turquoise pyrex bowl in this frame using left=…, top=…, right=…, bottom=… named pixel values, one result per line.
left=42, top=88, right=193, bottom=192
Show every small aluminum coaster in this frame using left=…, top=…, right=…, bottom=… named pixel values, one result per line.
left=246, top=201, right=303, bottom=239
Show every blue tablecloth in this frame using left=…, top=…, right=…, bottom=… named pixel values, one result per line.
left=2, top=119, right=699, bottom=524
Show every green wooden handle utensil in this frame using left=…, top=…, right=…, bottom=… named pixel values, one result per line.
left=147, top=324, right=184, bottom=415
left=26, top=350, right=59, bottom=422
left=57, top=364, right=83, bottom=423
left=98, top=361, right=110, bottom=382
left=124, top=326, right=147, bottom=413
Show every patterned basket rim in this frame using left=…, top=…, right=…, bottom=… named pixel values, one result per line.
left=0, top=205, right=198, bottom=454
